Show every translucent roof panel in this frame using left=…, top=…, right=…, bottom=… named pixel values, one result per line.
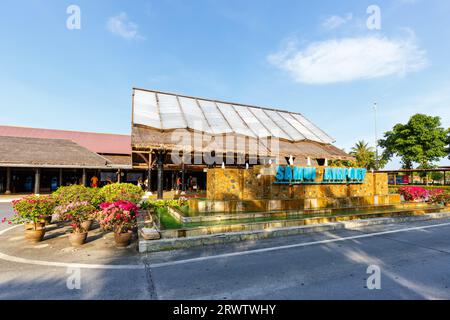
left=178, top=97, right=211, bottom=133
left=216, top=103, right=256, bottom=137
left=264, top=110, right=306, bottom=141
left=249, top=108, right=293, bottom=140
left=132, top=88, right=335, bottom=144
left=291, top=113, right=334, bottom=144
left=197, top=100, right=233, bottom=135
left=286, top=113, right=323, bottom=142
left=232, top=105, right=274, bottom=138
left=156, top=93, right=187, bottom=130
left=133, top=90, right=161, bottom=129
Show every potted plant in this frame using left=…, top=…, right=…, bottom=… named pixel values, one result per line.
left=96, top=200, right=139, bottom=247
left=4, top=195, right=55, bottom=243
left=54, top=201, right=96, bottom=247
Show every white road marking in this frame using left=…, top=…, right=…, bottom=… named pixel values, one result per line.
left=1, top=221, right=450, bottom=270
left=149, top=221, right=450, bottom=268
left=0, top=225, right=144, bottom=270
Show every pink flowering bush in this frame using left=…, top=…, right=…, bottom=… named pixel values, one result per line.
left=428, top=189, right=450, bottom=205
left=2, top=195, right=55, bottom=230
left=398, top=186, right=429, bottom=202
left=96, top=200, right=139, bottom=233
left=54, top=201, right=96, bottom=233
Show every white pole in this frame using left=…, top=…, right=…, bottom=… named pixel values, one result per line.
left=373, top=102, right=379, bottom=170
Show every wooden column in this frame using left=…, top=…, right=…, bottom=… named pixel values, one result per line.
left=5, top=167, right=11, bottom=194
left=181, top=162, right=186, bottom=191
left=59, top=168, right=63, bottom=187
left=34, top=168, right=41, bottom=195
left=117, top=169, right=122, bottom=183
left=82, top=169, right=87, bottom=186
left=157, top=151, right=164, bottom=199
left=147, top=153, right=152, bottom=192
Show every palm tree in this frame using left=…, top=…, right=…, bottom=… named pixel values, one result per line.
left=350, top=140, right=377, bottom=169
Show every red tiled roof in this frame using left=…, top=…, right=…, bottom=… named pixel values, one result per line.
left=0, top=125, right=131, bottom=155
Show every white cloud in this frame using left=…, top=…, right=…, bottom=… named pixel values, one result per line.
left=322, top=13, right=353, bottom=30
left=107, top=12, right=144, bottom=40
left=268, top=34, right=427, bottom=84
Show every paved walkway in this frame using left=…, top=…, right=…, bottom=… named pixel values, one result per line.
left=2, top=201, right=450, bottom=299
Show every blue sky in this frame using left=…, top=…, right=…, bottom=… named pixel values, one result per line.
left=0, top=0, right=449, bottom=169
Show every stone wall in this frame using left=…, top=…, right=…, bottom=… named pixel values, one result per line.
left=207, top=166, right=390, bottom=201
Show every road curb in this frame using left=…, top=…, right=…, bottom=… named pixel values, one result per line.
left=139, top=211, right=450, bottom=253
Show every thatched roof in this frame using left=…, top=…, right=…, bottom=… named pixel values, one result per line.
left=132, top=125, right=352, bottom=163
left=0, top=136, right=130, bottom=169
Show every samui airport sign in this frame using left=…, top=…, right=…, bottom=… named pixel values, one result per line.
left=274, top=166, right=367, bottom=185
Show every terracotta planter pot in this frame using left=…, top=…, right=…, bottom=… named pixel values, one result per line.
left=25, top=228, right=46, bottom=243
left=114, top=232, right=132, bottom=248
left=81, top=220, right=93, bottom=231
left=24, top=222, right=46, bottom=230
left=41, top=216, right=52, bottom=226
left=68, top=232, right=88, bottom=247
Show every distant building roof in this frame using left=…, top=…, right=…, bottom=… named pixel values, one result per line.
left=0, top=136, right=129, bottom=169
left=0, top=125, right=131, bottom=155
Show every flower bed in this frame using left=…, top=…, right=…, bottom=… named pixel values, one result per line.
left=398, top=186, right=430, bottom=202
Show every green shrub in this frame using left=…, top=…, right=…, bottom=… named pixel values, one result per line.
left=52, top=185, right=101, bottom=208
left=142, top=199, right=184, bottom=210
left=99, top=183, right=143, bottom=204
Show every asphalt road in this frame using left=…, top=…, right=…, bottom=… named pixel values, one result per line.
left=0, top=202, right=14, bottom=231
left=1, top=202, right=450, bottom=299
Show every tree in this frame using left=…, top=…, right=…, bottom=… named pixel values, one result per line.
left=349, top=140, right=378, bottom=169
left=379, top=114, right=448, bottom=169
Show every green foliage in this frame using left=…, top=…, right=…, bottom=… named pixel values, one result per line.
left=9, top=195, right=56, bottom=227
left=142, top=199, right=186, bottom=210
left=349, top=140, right=382, bottom=169
left=328, top=159, right=356, bottom=167
left=430, top=171, right=444, bottom=182
left=99, top=183, right=144, bottom=204
left=52, top=185, right=101, bottom=208
left=379, top=114, right=449, bottom=168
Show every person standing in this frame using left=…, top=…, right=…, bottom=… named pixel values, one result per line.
left=90, top=175, right=99, bottom=188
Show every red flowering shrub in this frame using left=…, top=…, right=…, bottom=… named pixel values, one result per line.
left=2, top=195, right=55, bottom=230
left=54, top=201, right=96, bottom=233
left=428, top=189, right=445, bottom=204
left=398, top=186, right=429, bottom=202
left=96, top=200, right=139, bottom=233
left=428, top=189, right=450, bottom=205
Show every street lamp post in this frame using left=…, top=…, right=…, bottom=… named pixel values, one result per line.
left=373, top=102, right=379, bottom=170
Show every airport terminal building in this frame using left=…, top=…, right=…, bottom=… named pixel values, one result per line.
left=0, top=88, right=351, bottom=197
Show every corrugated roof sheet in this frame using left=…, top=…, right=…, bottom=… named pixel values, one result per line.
left=132, top=88, right=335, bottom=144
left=0, top=125, right=131, bottom=155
